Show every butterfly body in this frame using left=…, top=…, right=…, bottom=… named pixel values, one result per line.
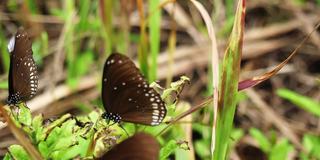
left=101, top=53, right=166, bottom=126
left=7, top=28, right=38, bottom=105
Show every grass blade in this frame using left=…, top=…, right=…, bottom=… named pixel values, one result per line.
left=137, top=0, right=149, bottom=78
left=149, top=0, right=162, bottom=82
left=277, top=88, right=320, bottom=117
left=189, top=0, right=220, bottom=155
left=213, top=0, right=245, bottom=159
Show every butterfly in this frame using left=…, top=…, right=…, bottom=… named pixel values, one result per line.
left=101, top=53, right=166, bottom=126
left=98, top=133, right=159, bottom=160
left=7, top=28, right=38, bottom=105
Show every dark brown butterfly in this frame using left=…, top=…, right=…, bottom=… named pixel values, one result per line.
left=7, top=28, right=38, bottom=105
left=98, top=133, right=160, bottom=160
left=101, top=53, right=166, bottom=126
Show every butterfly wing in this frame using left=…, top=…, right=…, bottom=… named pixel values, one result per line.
left=8, top=28, right=38, bottom=104
left=102, top=53, right=166, bottom=125
left=99, top=133, right=159, bottom=160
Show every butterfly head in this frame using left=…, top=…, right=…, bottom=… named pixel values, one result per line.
left=102, top=112, right=122, bottom=123
left=7, top=92, right=21, bottom=105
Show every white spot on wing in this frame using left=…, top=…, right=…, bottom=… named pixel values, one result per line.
left=151, top=122, right=159, bottom=125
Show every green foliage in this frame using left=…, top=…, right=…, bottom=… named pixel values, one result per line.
left=26, top=0, right=38, bottom=14
left=300, top=134, right=320, bottom=159
left=68, top=50, right=94, bottom=88
left=250, top=128, right=294, bottom=160
left=4, top=103, right=116, bottom=160
left=277, top=88, right=320, bottom=117
left=32, top=32, right=48, bottom=66
left=4, top=76, right=190, bottom=159
left=160, top=140, right=179, bottom=160
left=148, top=0, right=162, bottom=82
left=16, top=103, right=32, bottom=126
left=269, top=139, right=293, bottom=160
left=229, top=128, right=244, bottom=146
left=4, top=145, right=32, bottom=160
left=249, top=128, right=271, bottom=152
left=193, top=122, right=211, bottom=159
left=214, top=0, right=245, bottom=159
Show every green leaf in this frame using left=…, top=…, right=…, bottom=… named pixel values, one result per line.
left=269, top=139, right=293, bottom=160
left=51, top=120, right=76, bottom=150
left=38, top=141, right=50, bottom=158
left=77, top=0, right=91, bottom=31
left=195, top=140, right=210, bottom=159
left=230, top=128, right=244, bottom=146
left=249, top=128, right=271, bottom=152
left=31, top=115, right=45, bottom=142
left=302, top=134, right=320, bottom=159
left=160, top=140, right=179, bottom=160
left=277, top=88, right=320, bottom=117
left=3, top=153, right=12, bottom=160
left=7, top=145, right=32, bottom=160
left=17, top=103, right=32, bottom=126
left=55, top=137, right=91, bottom=160
left=213, top=0, right=245, bottom=159
left=52, top=136, right=75, bottom=151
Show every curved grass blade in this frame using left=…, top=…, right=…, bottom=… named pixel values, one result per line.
left=214, top=0, right=245, bottom=159
left=238, top=21, right=320, bottom=91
